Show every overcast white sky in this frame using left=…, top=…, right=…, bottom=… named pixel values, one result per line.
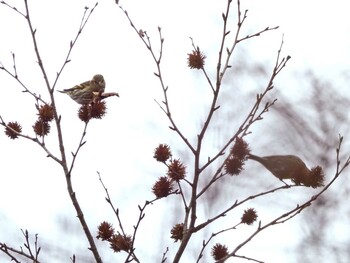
left=0, top=0, right=349, bottom=262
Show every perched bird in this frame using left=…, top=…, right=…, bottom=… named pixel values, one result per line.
left=59, top=74, right=106, bottom=104
left=247, top=154, right=311, bottom=185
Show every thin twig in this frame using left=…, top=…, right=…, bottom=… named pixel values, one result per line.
left=0, top=53, right=47, bottom=104
left=68, top=122, right=88, bottom=176
left=117, top=4, right=196, bottom=155
left=0, top=116, right=62, bottom=164
left=98, top=172, right=128, bottom=236
left=160, top=247, right=169, bottom=263
left=217, top=136, right=349, bottom=262
left=197, top=36, right=290, bottom=198
left=99, top=172, right=170, bottom=263
left=190, top=38, right=215, bottom=94
left=196, top=223, right=240, bottom=263
left=193, top=184, right=299, bottom=233
left=0, top=230, right=42, bottom=263
left=51, top=3, right=98, bottom=92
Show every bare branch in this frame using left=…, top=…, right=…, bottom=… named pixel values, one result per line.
left=117, top=4, right=196, bottom=155
left=0, top=53, right=47, bottom=104
left=51, top=3, right=99, bottom=91
left=0, top=116, right=62, bottom=164
left=68, top=122, right=88, bottom=176
left=216, top=136, right=350, bottom=262
left=98, top=172, right=175, bottom=263
left=0, top=229, right=41, bottom=263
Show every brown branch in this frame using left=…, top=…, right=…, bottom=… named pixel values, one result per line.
left=23, top=1, right=102, bottom=260
left=116, top=1, right=290, bottom=262
left=0, top=229, right=42, bottom=263
left=68, top=122, right=88, bottom=176
left=189, top=38, right=215, bottom=94
left=51, top=3, right=99, bottom=92
left=196, top=223, right=241, bottom=263
left=0, top=243, right=22, bottom=263
left=0, top=53, right=47, bottom=104
left=161, top=247, right=169, bottom=263
left=1, top=1, right=103, bottom=262
left=197, top=37, right=289, bottom=198
left=236, top=26, right=279, bottom=43
left=218, top=0, right=279, bottom=83
left=216, top=135, right=349, bottom=262
left=98, top=172, right=175, bottom=263
left=116, top=4, right=196, bottom=155
left=0, top=116, right=62, bottom=164
left=194, top=184, right=298, bottom=233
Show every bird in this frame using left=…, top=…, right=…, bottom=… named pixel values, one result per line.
left=247, top=154, right=311, bottom=185
left=58, top=74, right=106, bottom=104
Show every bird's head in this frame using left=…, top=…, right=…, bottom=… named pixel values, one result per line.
left=93, top=74, right=105, bottom=88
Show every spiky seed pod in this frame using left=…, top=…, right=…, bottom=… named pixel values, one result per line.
left=187, top=48, right=206, bottom=69
left=154, top=144, right=172, bottom=162
left=33, top=119, right=50, bottom=137
left=241, top=208, right=258, bottom=225
left=152, top=176, right=173, bottom=198
left=96, top=221, right=115, bottom=241
left=170, top=223, right=184, bottom=242
left=167, top=159, right=186, bottom=181
left=5, top=121, right=22, bottom=139
left=211, top=243, right=229, bottom=261
left=38, top=104, right=54, bottom=122
left=109, top=234, right=132, bottom=253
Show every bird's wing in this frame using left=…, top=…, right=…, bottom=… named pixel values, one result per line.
left=62, top=80, right=90, bottom=92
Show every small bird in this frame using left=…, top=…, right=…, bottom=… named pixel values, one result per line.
left=247, top=154, right=311, bottom=185
left=59, top=74, right=106, bottom=104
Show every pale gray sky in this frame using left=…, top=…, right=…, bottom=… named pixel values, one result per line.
left=0, top=0, right=349, bottom=262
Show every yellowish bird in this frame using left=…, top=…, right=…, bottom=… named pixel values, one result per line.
left=59, top=74, right=106, bottom=104
left=247, top=154, right=311, bottom=185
